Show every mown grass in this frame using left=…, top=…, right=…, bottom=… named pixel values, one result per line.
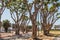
left=38, top=29, right=60, bottom=37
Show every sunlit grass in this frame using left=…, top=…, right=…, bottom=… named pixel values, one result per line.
left=38, top=30, right=60, bottom=37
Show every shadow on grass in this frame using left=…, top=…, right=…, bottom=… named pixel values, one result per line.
left=44, top=33, right=60, bottom=37
left=0, top=33, right=32, bottom=40
left=33, top=38, right=42, bottom=40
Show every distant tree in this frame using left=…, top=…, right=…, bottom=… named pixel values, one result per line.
left=3, top=20, right=11, bottom=32
left=27, top=26, right=32, bottom=29
left=26, top=25, right=32, bottom=32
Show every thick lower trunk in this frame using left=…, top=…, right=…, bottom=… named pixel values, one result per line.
left=5, top=28, right=8, bottom=32
left=15, top=23, right=20, bottom=35
left=15, top=28, right=20, bottom=35
left=42, top=24, right=50, bottom=36
left=25, top=27, right=28, bottom=33
left=32, top=24, right=37, bottom=40
left=43, top=29, right=49, bottom=36
left=22, top=29, right=25, bottom=34
left=21, top=26, right=25, bottom=34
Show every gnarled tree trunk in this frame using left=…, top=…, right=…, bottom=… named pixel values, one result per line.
left=32, top=20, right=37, bottom=40
left=43, top=29, right=49, bottom=35
left=15, top=23, right=20, bottom=35
left=42, top=24, right=52, bottom=36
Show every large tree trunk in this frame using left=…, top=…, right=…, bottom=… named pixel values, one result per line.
left=15, top=23, right=20, bottom=35
left=21, top=25, right=25, bottom=34
left=15, top=29, right=20, bottom=35
left=43, top=29, right=49, bottom=36
left=5, top=28, right=8, bottom=32
left=25, top=26, right=28, bottom=33
left=42, top=24, right=51, bottom=36
left=32, top=21, right=37, bottom=40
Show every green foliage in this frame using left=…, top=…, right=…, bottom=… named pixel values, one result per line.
left=27, top=26, right=32, bottom=29
left=57, top=15, right=60, bottom=18
left=3, top=20, right=11, bottom=28
left=22, top=15, right=29, bottom=21
left=51, top=0, right=59, bottom=2
left=4, top=0, right=27, bottom=11
left=0, top=4, right=2, bottom=8
left=56, top=3, right=60, bottom=7
left=4, top=0, right=28, bottom=22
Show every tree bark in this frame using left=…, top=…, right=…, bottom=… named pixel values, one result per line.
left=15, top=23, right=20, bottom=35
left=43, top=29, right=49, bottom=36
left=32, top=22, right=37, bottom=40
left=5, top=28, right=8, bottom=32
left=42, top=24, right=51, bottom=36
left=15, top=28, right=20, bottom=35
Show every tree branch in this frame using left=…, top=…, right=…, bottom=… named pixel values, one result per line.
left=10, top=12, right=16, bottom=22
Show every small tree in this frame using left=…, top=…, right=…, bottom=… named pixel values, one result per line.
left=3, top=20, right=11, bottom=32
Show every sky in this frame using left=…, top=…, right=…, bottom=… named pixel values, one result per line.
left=1, top=8, right=14, bottom=23
left=1, top=0, right=60, bottom=26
